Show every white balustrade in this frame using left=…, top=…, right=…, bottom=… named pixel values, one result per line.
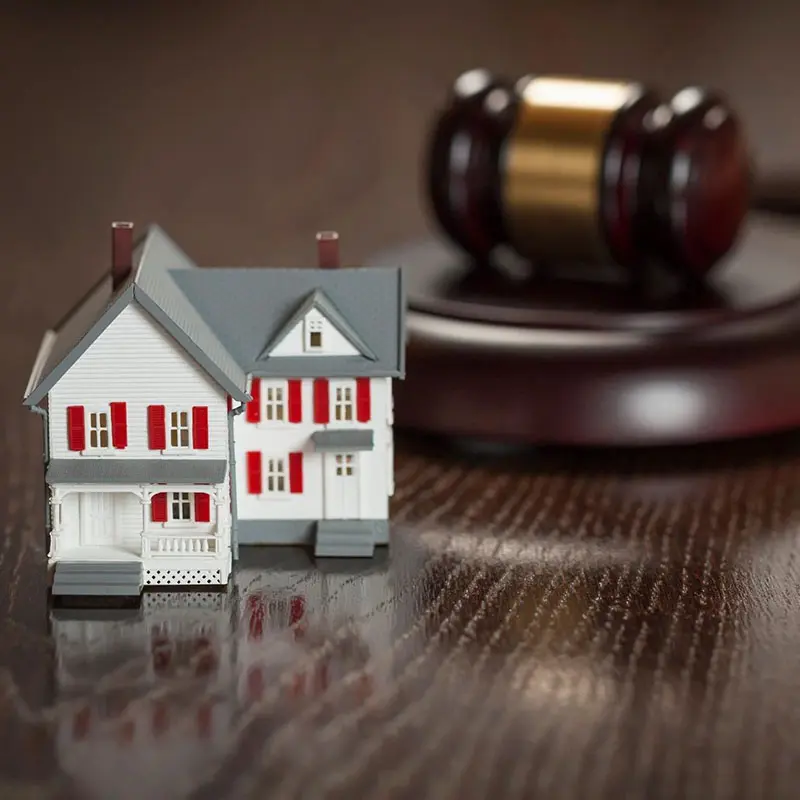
left=145, top=534, right=219, bottom=556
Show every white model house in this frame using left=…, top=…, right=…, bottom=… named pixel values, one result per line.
left=23, top=223, right=405, bottom=596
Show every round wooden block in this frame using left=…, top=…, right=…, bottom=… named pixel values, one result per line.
left=369, top=213, right=800, bottom=446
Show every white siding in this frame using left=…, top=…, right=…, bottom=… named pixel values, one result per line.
left=234, top=377, right=393, bottom=521
left=269, top=307, right=360, bottom=358
left=57, top=493, right=80, bottom=551
left=48, top=304, right=229, bottom=461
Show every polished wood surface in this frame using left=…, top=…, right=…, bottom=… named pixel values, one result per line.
left=3, top=3, right=800, bottom=798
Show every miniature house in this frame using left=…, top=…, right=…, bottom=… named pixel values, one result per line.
left=23, top=223, right=405, bottom=596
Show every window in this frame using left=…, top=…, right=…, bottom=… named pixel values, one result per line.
left=333, top=384, right=354, bottom=421
left=306, top=318, right=323, bottom=351
left=265, top=384, right=285, bottom=421
left=265, top=457, right=287, bottom=493
left=170, top=492, right=193, bottom=521
left=88, top=410, right=110, bottom=449
left=169, top=410, right=191, bottom=448
left=335, top=454, right=355, bottom=477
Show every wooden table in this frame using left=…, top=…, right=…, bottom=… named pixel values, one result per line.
left=3, top=4, right=800, bottom=799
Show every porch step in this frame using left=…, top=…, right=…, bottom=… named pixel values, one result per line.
left=314, top=521, right=376, bottom=558
left=52, top=561, right=143, bottom=597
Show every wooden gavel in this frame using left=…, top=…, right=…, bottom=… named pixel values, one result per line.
left=427, top=69, right=751, bottom=279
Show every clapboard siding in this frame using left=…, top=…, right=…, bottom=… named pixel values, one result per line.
left=234, top=377, right=393, bottom=521
left=49, top=303, right=228, bottom=460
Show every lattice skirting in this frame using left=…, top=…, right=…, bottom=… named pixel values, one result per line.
left=144, top=567, right=225, bottom=587
left=142, top=591, right=228, bottom=611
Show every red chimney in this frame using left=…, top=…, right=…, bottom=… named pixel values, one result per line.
left=111, top=221, right=134, bottom=289
left=316, top=231, right=340, bottom=269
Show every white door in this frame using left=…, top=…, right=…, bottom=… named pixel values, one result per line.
left=323, top=453, right=360, bottom=519
left=79, top=493, right=116, bottom=547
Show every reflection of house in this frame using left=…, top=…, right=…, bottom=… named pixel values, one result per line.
left=49, top=556, right=393, bottom=799
left=51, top=595, right=235, bottom=800
left=234, top=557, right=391, bottom=705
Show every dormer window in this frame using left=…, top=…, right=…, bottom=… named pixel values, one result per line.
left=305, top=318, right=323, bottom=351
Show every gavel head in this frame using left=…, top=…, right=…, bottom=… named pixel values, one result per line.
left=426, top=69, right=751, bottom=279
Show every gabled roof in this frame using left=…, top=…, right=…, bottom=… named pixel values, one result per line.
left=170, top=266, right=404, bottom=378
left=23, top=226, right=250, bottom=407
left=24, top=225, right=405, bottom=406
left=257, top=288, right=377, bottom=361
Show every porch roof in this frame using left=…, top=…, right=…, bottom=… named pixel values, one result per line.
left=310, top=429, right=374, bottom=452
left=46, top=459, right=227, bottom=485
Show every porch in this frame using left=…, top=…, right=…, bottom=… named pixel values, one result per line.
left=48, top=479, right=232, bottom=590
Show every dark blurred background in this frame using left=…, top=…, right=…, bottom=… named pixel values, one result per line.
left=2, top=1, right=799, bottom=394
left=2, top=6, right=800, bottom=797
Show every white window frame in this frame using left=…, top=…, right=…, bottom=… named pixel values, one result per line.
left=305, top=316, right=324, bottom=352
left=86, top=406, right=111, bottom=451
left=331, top=380, right=355, bottom=423
left=263, top=455, right=288, bottom=496
left=166, top=408, right=192, bottom=450
left=264, top=382, right=287, bottom=423
left=168, top=491, right=194, bottom=523
left=334, top=453, right=356, bottom=477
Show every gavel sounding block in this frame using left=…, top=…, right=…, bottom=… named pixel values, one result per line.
left=371, top=213, right=800, bottom=446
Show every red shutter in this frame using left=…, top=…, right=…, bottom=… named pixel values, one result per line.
left=288, top=379, right=302, bottom=423
left=247, top=594, right=266, bottom=641
left=356, top=378, right=371, bottom=422
left=289, top=452, right=303, bottom=494
left=289, top=595, right=305, bottom=626
left=151, top=492, right=167, bottom=522
left=192, top=406, right=209, bottom=449
left=110, top=402, right=128, bottom=448
left=194, top=492, right=211, bottom=522
left=226, top=394, right=232, bottom=412
left=246, top=452, right=262, bottom=494
left=66, top=406, right=86, bottom=451
left=147, top=405, right=166, bottom=450
left=246, top=378, right=261, bottom=422
left=313, top=379, right=329, bottom=423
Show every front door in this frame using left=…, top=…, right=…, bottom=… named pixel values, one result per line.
left=79, top=493, right=116, bottom=547
left=323, top=453, right=360, bottom=519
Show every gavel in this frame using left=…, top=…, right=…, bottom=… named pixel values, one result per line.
left=427, top=69, right=751, bottom=280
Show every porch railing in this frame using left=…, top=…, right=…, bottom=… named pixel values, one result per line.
left=144, top=533, right=219, bottom=556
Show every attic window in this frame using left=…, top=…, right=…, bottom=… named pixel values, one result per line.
left=306, top=318, right=323, bottom=351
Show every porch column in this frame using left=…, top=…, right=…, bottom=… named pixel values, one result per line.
left=49, top=487, right=65, bottom=558
left=213, top=484, right=230, bottom=541
left=140, top=486, right=153, bottom=557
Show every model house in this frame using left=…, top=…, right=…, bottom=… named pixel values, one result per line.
left=23, top=223, right=405, bottom=596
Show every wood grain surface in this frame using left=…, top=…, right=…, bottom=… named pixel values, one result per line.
left=3, top=4, right=800, bottom=799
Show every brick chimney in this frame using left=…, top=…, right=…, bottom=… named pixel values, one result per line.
left=111, top=221, right=134, bottom=289
left=316, top=231, right=340, bottom=269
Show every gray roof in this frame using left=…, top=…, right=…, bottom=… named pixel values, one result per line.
left=171, top=266, right=404, bottom=378
left=311, top=429, right=375, bottom=451
left=46, top=458, right=228, bottom=484
left=24, top=226, right=250, bottom=407
left=132, top=228, right=250, bottom=399
left=24, top=225, right=405, bottom=406
left=258, top=289, right=377, bottom=362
